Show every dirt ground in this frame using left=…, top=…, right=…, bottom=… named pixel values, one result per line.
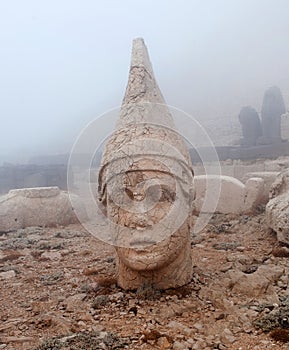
left=1, top=211, right=289, bottom=350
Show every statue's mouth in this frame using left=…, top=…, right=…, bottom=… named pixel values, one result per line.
left=135, top=225, right=146, bottom=231
left=129, top=238, right=156, bottom=248
left=133, top=223, right=153, bottom=231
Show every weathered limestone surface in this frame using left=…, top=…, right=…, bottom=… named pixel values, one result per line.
left=98, top=38, right=194, bottom=290
left=193, top=175, right=264, bottom=214
left=266, top=169, right=289, bottom=245
left=226, top=265, right=283, bottom=302
left=238, top=106, right=262, bottom=147
left=0, top=187, right=86, bottom=231
left=258, top=86, right=286, bottom=144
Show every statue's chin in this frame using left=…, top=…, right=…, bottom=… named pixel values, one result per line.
left=116, top=245, right=169, bottom=271
left=116, top=236, right=185, bottom=271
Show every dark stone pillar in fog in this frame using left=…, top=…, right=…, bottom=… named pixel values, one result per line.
left=258, top=86, right=286, bottom=145
left=238, top=106, right=262, bottom=147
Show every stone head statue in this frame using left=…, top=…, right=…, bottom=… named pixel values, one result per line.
left=238, top=106, right=262, bottom=146
left=260, top=86, right=286, bottom=143
left=98, top=38, right=194, bottom=290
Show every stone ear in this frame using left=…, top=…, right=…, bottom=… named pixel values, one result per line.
left=98, top=190, right=108, bottom=217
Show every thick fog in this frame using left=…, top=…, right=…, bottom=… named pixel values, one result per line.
left=0, top=0, right=289, bottom=164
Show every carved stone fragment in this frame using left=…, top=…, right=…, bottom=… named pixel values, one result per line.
left=0, top=187, right=86, bottom=231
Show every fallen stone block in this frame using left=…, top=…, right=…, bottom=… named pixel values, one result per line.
left=0, top=186, right=87, bottom=231
left=193, top=175, right=264, bottom=214
left=242, top=171, right=280, bottom=203
left=266, top=192, right=289, bottom=245
left=227, top=265, right=283, bottom=302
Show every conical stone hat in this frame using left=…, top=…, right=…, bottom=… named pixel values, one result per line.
left=98, top=38, right=193, bottom=201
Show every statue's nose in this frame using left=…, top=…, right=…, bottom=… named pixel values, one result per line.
left=133, top=191, right=145, bottom=201
left=130, top=213, right=153, bottom=230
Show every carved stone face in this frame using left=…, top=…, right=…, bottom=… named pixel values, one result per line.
left=104, top=158, right=191, bottom=271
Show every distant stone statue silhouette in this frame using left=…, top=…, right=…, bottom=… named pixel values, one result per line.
left=258, top=86, right=286, bottom=144
left=98, top=38, right=194, bottom=290
left=238, top=106, right=262, bottom=147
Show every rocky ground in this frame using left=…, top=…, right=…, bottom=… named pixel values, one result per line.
left=1, top=212, right=289, bottom=350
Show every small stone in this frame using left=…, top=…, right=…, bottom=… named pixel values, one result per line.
left=168, top=321, right=192, bottom=336
left=260, top=340, right=271, bottom=345
left=193, top=322, right=203, bottom=331
left=99, top=331, right=109, bottom=339
left=220, top=328, right=237, bottom=344
left=192, top=340, right=207, bottom=349
left=0, top=270, right=16, bottom=279
left=59, top=335, right=77, bottom=343
left=205, top=335, right=215, bottom=343
left=66, top=293, right=87, bottom=312
left=245, top=309, right=258, bottom=319
left=236, top=246, right=245, bottom=252
left=128, top=298, right=137, bottom=307
left=173, top=341, right=187, bottom=350
left=220, top=263, right=233, bottom=272
left=157, top=336, right=171, bottom=349
left=41, top=251, right=62, bottom=261
left=4, top=336, right=35, bottom=343
left=110, top=292, right=124, bottom=301
left=92, top=324, right=105, bottom=332
left=77, top=320, right=86, bottom=328
left=218, top=344, right=227, bottom=350
left=195, top=244, right=205, bottom=248
left=92, top=295, right=109, bottom=309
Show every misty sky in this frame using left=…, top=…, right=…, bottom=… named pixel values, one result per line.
left=1, top=0, right=289, bottom=163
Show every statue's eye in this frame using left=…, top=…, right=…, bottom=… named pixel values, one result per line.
left=124, top=188, right=134, bottom=200
left=159, top=186, right=176, bottom=202
left=146, top=185, right=176, bottom=202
